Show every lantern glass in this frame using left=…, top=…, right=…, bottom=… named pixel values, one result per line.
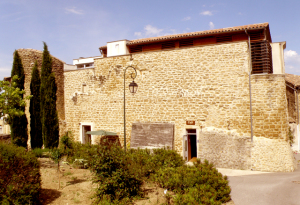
left=129, top=81, right=138, bottom=94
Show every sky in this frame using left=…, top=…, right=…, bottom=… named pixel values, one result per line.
left=1, top=0, right=300, bottom=80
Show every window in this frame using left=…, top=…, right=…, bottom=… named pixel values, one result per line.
left=251, top=40, right=273, bottom=74
left=76, top=63, right=94, bottom=69
left=82, top=83, right=87, bottom=93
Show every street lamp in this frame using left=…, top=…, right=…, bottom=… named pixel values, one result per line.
left=124, top=66, right=138, bottom=151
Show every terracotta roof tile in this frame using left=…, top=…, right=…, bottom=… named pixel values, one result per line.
left=99, top=22, right=269, bottom=49
left=285, top=73, right=300, bottom=87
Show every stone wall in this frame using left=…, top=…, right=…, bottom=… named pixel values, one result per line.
left=251, top=74, right=289, bottom=140
left=17, top=49, right=66, bottom=147
left=198, top=127, right=251, bottom=170
left=286, top=86, right=296, bottom=123
left=251, top=136, right=296, bottom=171
left=64, top=41, right=295, bottom=171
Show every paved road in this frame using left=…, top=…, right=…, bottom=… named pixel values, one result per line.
left=226, top=154, right=300, bottom=205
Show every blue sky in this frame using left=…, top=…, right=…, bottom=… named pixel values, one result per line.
left=1, top=0, right=300, bottom=80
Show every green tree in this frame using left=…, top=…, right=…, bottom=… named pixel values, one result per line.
left=0, top=76, right=30, bottom=119
left=40, top=43, right=59, bottom=148
left=40, top=42, right=52, bottom=142
left=10, top=51, right=28, bottom=148
left=30, top=61, right=43, bottom=149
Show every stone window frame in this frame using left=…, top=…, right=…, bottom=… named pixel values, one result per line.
left=79, top=122, right=94, bottom=144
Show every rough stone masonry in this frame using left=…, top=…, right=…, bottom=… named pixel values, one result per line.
left=64, top=41, right=296, bottom=172
left=17, top=49, right=66, bottom=147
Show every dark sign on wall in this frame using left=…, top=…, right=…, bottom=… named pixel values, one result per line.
left=130, top=123, right=174, bottom=149
left=186, top=121, right=195, bottom=125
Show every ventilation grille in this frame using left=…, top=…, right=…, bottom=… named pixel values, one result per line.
left=249, top=30, right=264, bottom=42
left=130, top=45, right=143, bottom=53
left=179, top=39, right=194, bottom=47
left=251, top=40, right=273, bottom=74
left=216, top=35, right=232, bottom=43
left=162, top=41, right=176, bottom=50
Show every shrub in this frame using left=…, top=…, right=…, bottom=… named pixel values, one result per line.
left=31, top=148, right=50, bottom=158
left=50, top=148, right=65, bottom=189
left=174, top=184, right=221, bottom=205
left=151, top=147, right=185, bottom=169
left=0, top=143, right=41, bottom=204
left=60, top=131, right=73, bottom=151
left=127, top=148, right=154, bottom=180
left=89, top=145, right=143, bottom=202
left=59, top=131, right=74, bottom=159
left=126, top=147, right=184, bottom=181
left=288, top=127, right=294, bottom=146
left=153, top=159, right=231, bottom=204
left=31, top=148, right=44, bottom=158
left=66, top=142, right=98, bottom=167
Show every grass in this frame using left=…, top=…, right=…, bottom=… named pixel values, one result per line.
left=63, top=171, right=73, bottom=176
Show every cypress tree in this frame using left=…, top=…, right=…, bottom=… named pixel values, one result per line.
left=40, top=42, right=59, bottom=148
left=10, top=50, right=28, bottom=148
left=40, top=42, right=52, bottom=142
left=43, top=73, right=59, bottom=148
left=30, top=61, right=43, bottom=149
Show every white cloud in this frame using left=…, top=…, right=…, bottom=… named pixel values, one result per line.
left=284, top=50, right=300, bottom=74
left=285, top=50, right=298, bottom=57
left=134, top=32, right=142, bottom=37
left=200, top=11, right=213, bottom=16
left=65, top=7, right=83, bottom=15
left=182, top=16, right=191, bottom=21
left=134, top=25, right=164, bottom=38
left=144, top=25, right=163, bottom=36
left=209, top=22, right=214, bottom=29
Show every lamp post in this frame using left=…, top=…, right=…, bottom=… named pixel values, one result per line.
left=124, top=66, right=138, bottom=151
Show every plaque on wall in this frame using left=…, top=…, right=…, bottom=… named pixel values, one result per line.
left=130, top=123, right=174, bottom=149
left=186, top=121, right=195, bottom=125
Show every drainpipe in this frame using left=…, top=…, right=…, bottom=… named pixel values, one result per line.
left=297, top=88, right=300, bottom=151
left=286, top=83, right=300, bottom=150
left=245, top=30, right=254, bottom=143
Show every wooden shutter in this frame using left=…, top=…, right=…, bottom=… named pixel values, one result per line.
left=251, top=40, right=273, bottom=74
left=162, top=41, right=176, bottom=50
left=179, top=39, right=194, bottom=47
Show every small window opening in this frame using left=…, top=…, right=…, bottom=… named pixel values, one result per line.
left=82, top=83, right=87, bottom=93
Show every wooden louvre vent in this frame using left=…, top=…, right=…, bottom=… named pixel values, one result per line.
left=179, top=39, right=194, bottom=47
left=216, top=35, right=232, bottom=43
left=130, top=45, right=143, bottom=53
left=249, top=30, right=264, bottom=41
left=162, top=41, right=176, bottom=50
left=251, top=40, right=273, bottom=74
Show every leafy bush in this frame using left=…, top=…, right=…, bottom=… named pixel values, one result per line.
left=66, top=142, right=98, bottom=166
left=127, top=147, right=185, bottom=181
left=151, top=147, right=185, bottom=169
left=60, top=131, right=73, bottom=153
left=97, top=195, right=132, bottom=205
left=174, top=184, right=221, bottom=205
left=89, top=145, right=143, bottom=202
left=0, top=143, right=41, bottom=204
left=127, top=148, right=154, bottom=180
left=288, top=127, right=294, bottom=146
left=31, top=147, right=50, bottom=158
left=153, top=159, right=231, bottom=204
left=57, top=132, right=97, bottom=166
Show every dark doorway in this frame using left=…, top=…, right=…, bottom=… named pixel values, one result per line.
left=82, top=125, right=91, bottom=144
left=186, top=129, right=197, bottom=161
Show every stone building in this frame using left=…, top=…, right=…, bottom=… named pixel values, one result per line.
left=16, top=49, right=66, bottom=147
left=63, top=22, right=297, bottom=172
left=285, top=73, right=300, bottom=151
